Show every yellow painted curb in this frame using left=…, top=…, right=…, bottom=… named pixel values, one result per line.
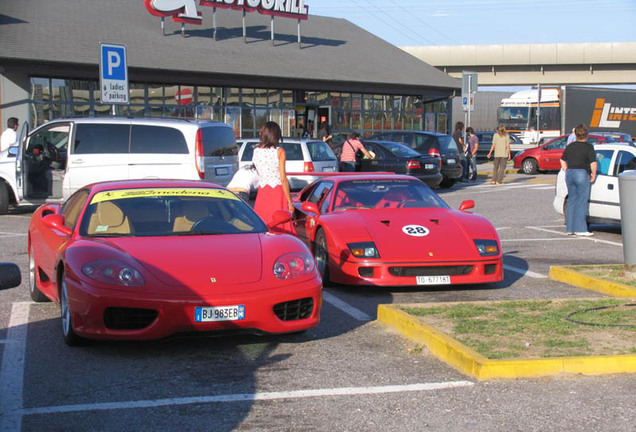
left=377, top=303, right=636, bottom=380
left=549, top=265, right=636, bottom=298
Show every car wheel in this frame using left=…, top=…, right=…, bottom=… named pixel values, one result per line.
left=0, top=181, right=9, bottom=215
left=29, top=245, right=49, bottom=302
left=60, top=269, right=83, bottom=346
left=314, top=229, right=330, bottom=283
left=439, top=177, right=455, bottom=188
left=521, top=158, right=538, bottom=175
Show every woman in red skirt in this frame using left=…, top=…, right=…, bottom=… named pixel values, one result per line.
left=252, top=121, right=296, bottom=235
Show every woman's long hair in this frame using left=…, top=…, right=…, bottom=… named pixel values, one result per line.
left=259, top=121, right=282, bottom=148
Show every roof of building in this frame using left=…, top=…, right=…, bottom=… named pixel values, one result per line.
left=0, top=0, right=459, bottom=98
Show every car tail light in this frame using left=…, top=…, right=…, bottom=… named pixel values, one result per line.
left=428, top=148, right=441, bottom=159
left=195, top=129, right=205, bottom=179
left=407, top=160, right=421, bottom=170
left=304, top=162, right=315, bottom=172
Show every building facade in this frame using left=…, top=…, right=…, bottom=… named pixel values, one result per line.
left=1, top=0, right=460, bottom=139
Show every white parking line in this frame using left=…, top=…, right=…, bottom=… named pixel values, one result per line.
left=0, top=302, right=31, bottom=432
left=22, top=381, right=474, bottom=415
left=526, top=226, right=622, bottom=246
left=503, top=264, right=547, bottom=279
left=322, top=291, right=372, bottom=321
left=0, top=231, right=27, bottom=237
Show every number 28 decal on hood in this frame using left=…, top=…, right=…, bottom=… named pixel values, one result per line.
left=402, top=225, right=430, bottom=237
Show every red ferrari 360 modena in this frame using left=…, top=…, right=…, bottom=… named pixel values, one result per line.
left=292, top=174, right=503, bottom=287
left=28, top=179, right=321, bottom=345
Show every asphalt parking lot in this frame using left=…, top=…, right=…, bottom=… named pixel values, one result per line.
left=1, top=169, right=635, bottom=432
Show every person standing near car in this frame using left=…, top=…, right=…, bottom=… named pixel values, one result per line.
left=1, top=117, right=19, bottom=152
left=487, top=124, right=511, bottom=185
left=339, top=132, right=374, bottom=172
left=318, top=122, right=332, bottom=144
left=465, top=127, right=479, bottom=181
left=252, top=121, right=296, bottom=235
left=452, top=122, right=467, bottom=181
left=560, top=124, right=597, bottom=237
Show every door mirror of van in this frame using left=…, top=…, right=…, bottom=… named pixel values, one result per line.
left=0, top=263, right=22, bottom=290
left=42, top=214, right=73, bottom=236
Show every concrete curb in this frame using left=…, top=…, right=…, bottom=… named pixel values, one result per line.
left=377, top=300, right=636, bottom=380
left=549, top=265, right=636, bottom=297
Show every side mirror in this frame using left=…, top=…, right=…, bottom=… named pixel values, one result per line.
left=301, top=201, right=320, bottom=215
left=42, top=214, right=73, bottom=236
left=459, top=200, right=475, bottom=212
left=0, top=263, right=22, bottom=290
left=268, top=210, right=292, bottom=229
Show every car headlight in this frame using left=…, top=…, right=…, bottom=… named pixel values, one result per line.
left=474, top=240, right=499, bottom=256
left=273, top=252, right=315, bottom=280
left=82, top=259, right=145, bottom=286
left=347, top=242, right=380, bottom=259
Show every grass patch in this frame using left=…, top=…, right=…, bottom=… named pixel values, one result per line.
left=400, top=299, right=636, bottom=359
left=573, top=264, right=636, bottom=288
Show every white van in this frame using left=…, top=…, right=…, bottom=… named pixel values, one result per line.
left=0, top=117, right=237, bottom=214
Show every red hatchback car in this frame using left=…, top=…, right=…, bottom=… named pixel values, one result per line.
left=513, top=134, right=609, bottom=174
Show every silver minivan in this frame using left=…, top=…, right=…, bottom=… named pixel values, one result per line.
left=237, top=138, right=338, bottom=190
left=0, top=117, right=237, bottom=214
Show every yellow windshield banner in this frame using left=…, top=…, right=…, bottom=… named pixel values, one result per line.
left=90, top=188, right=239, bottom=204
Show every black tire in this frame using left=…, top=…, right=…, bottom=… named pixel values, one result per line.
left=60, top=269, right=84, bottom=346
left=0, top=181, right=9, bottom=215
left=439, top=177, right=455, bottom=188
left=521, top=158, right=538, bottom=175
left=29, top=245, right=49, bottom=302
left=314, top=229, right=330, bottom=284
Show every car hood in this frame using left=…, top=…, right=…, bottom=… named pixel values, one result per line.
left=96, top=235, right=263, bottom=287
left=328, top=208, right=493, bottom=262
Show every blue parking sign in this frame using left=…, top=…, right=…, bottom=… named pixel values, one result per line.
left=99, top=43, right=128, bottom=104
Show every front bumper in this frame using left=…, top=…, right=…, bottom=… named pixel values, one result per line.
left=66, top=277, right=322, bottom=341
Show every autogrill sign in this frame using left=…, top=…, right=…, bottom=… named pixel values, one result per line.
left=145, top=0, right=309, bottom=24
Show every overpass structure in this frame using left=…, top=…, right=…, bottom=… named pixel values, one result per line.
left=401, top=42, right=636, bottom=86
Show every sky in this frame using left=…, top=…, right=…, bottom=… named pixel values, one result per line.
left=309, top=0, right=636, bottom=47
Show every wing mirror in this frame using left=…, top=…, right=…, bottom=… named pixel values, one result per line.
left=0, top=263, right=21, bottom=290
left=459, top=200, right=475, bottom=212
left=42, top=214, right=73, bottom=236
left=267, top=210, right=293, bottom=229
left=301, top=201, right=320, bottom=215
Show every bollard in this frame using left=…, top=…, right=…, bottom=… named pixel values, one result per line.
left=618, top=170, right=636, bottom=277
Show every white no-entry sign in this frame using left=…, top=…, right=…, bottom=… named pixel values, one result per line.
left=100, top=43, right=129, bottom=104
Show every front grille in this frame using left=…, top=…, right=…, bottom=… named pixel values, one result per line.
left=104, top=307, right=158, bottom=330
left=273, top=298, right=314, bottom=321
left=484, top=264, right=498, bottom=274
left=389, top=265, right=473, bottom=277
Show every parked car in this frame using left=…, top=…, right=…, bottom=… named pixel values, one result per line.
left=589, top=131, right=634, bottom=144
left=0, top=117, right=238, bottom=214
left=291, top=174, right=503, bottom=286
left=553, top=144, right=636, bottom=226
left=368, top=131, right=463, bottom=188
left=355, top=140, right=442, bottom=188
left=27, top=179, right=322, bottom=345
left=237, top=137, right=338, bottom=190
left=474, top=132, right=524, bottom=162
left=513, top=134, right=611, bottom=174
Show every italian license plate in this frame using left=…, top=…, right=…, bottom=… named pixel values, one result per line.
left=416, top=275, right=451, bottom=285
left=447, top=158, right=456, bottom=165
left=195, top=305, right=245, bottom=322
left=424, top=163, right=436, bottom=170
left=215, top=167, right=229, bottom=176
left=323, top=167, right=335, bottom=172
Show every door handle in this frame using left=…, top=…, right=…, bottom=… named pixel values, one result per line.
left=71, top=159, right=84, bottom=164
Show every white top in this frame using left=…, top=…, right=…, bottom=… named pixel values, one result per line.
left=252, top=147, right=282, bottom=188
left=0, top=128, right=17, bottom=152
left=227, top=166, right=259, bottom=191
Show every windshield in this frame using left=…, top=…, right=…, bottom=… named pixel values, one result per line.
left=332, top=178, right=448, bottom=211
left=80, top=188, right=267, bottom=237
